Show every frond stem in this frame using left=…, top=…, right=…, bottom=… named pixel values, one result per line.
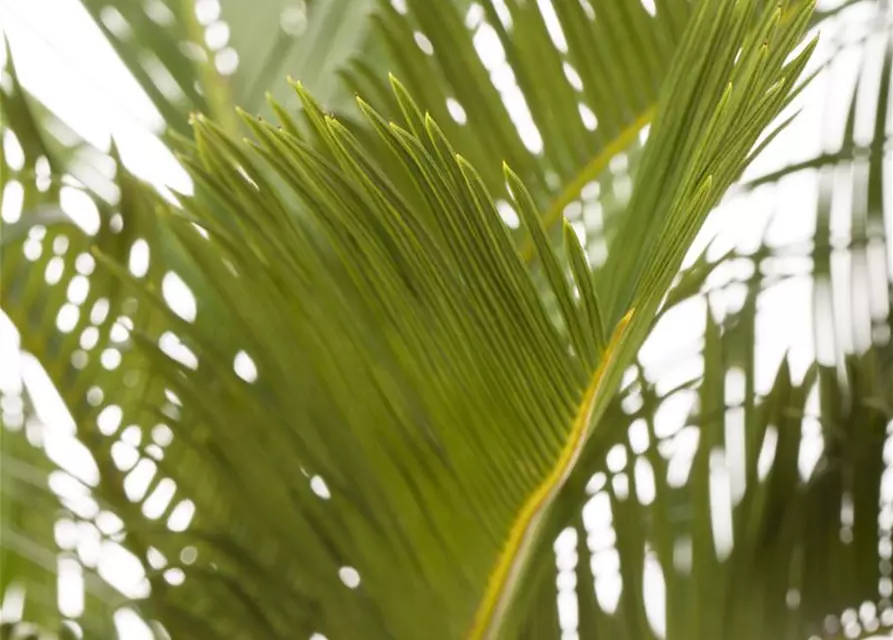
left=468, top=309, right=636, bottom=639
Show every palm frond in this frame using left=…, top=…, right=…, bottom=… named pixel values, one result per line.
left=1, top=387, right=123, bottom=638
left=11, top=1, right=890, bottom=638
left=222, top=0, right=382, bottom=114
left=66, top=2, right=815, bottom=637
left=75, top=0, right=233, bottom=134
left=505, top=16, right=893, bottom=639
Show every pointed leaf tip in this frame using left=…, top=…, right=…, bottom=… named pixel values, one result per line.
left=356, top=97, right=376, bottom=120
left=455, top=154, right=480, bottom=177
left=387, top=73, right=403, bottom=93
left=561, top=219, right=579, bottom=250
left=388, top=73, right=412, bottom=97
left=502, top=163, right=524, bottom=196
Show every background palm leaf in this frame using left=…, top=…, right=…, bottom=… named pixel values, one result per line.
left=507, top=14, right=893, bottom=639
left=71, top=0, right=385, bottom=133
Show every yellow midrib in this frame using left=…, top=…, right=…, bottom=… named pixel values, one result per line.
left=468, top=309, right=635, bottom=639
left=521, top=107, right=655, bottom=263
left=468, top=107, right=653, bottom=637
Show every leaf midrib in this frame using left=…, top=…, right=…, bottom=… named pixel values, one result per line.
left=468, top=309, right=636, bottom=639
left=521, top=107, right=656, bottom=262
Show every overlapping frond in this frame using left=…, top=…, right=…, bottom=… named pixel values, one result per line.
left=221, top=0, right=381, bottom=114
left=0, top=48, right=205, bottom=636
left=505, top=14, right=893, bottom=639
left=1, top=389, right=123, bottom=639
left=75, top=0, right=234, bottom=134
left=344, top=0, right=693, bottom=250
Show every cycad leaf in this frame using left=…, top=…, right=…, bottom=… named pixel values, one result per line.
left=73, top=2, right=819, bottom=637
left=1, top=393, right=122, bottom=638
left=77, top=0, right=232, bottom=134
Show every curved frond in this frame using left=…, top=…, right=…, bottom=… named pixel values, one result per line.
left=8, top=1, right=872, bottom=638
left=64, top=2, right=814, bottom=636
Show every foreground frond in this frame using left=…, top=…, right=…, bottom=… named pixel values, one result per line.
left=82, top=2, right=815, bottom=636
left=1, top=0, right=822, bottom=637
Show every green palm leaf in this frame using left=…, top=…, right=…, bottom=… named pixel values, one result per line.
left=346, top=0, right=861, bottom=263
left=10, top=1, right=893, bottom=638
left=0, top=43, right=209, bottom=636
left=72, top=2, right=814, bottom=636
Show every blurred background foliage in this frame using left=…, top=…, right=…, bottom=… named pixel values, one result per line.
left=0, top=0, right=892, bottom=638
